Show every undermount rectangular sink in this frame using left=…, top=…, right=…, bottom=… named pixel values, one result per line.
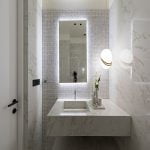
left=64, top=101, right=89, bottom=111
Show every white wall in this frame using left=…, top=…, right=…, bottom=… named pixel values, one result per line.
left=109, top=0, right=150, bottom=150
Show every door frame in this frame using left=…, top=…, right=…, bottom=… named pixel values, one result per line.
left=17, top=0, right=28, bottom=150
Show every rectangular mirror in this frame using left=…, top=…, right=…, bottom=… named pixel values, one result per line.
left=59, top=20, right=87, bottom=83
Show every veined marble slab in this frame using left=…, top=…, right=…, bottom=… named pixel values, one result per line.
left=47, top=99, right=131, bottom=136
left=132, top=20, right=150, bottom=82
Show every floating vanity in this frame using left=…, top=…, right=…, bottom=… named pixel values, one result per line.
left=47, top=99, right=131, bottom=137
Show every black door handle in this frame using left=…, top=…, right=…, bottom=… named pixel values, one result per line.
left=8, top=99, right=18, bottom=107
left=12, top=108, right=17, bottom=114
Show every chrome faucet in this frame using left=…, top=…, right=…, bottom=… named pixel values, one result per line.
left=73, top=71, right=77, bottom=100
left=74, top=89, right=77, bottom=100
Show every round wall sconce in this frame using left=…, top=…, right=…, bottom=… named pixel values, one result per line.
left=120, top=49, right=133, bottom=65
left=100, top=49, right=112, bottom=69
left=119, top=49, right=133, bottom=69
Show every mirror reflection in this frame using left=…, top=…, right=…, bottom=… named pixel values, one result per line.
left=59, top=20, right=87, bottom=83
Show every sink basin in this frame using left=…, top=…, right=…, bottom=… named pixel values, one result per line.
left=64, top=101, right=89, bottom=112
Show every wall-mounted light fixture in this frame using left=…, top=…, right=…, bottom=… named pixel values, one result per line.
left=120, top=49, right=133, bottom=65
left=100, top=49, right=112, bottom=69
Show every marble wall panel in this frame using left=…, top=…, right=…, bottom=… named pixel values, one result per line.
left=28, top=0, right=42, bottom=150
left=132, top=20, right=150, bottom=82
left=109, top=0, right=150, bottom=150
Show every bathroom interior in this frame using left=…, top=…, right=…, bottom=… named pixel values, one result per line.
left=25, top=0, right=150, bottom=150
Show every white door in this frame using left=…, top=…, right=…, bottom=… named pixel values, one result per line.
left=0, top=0, right=18, bottom=150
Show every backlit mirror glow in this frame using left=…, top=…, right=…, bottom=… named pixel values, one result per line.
left=59, top=20, right=87, bottom=83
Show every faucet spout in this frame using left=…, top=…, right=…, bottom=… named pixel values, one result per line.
left=74, top=89, right=76, bottom=100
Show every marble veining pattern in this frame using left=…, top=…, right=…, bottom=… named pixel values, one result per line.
left=109, top=0, right=150, bottom=150
left=47, top=99, right=131, bottom=137
left=28, top=0, right=42, bottom=150
left=132, top=20, right=150, bottom=82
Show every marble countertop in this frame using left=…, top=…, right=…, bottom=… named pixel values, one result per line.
left=47, top=99, right=131, bottom=137
left=47, top=99, right=130, bottom=117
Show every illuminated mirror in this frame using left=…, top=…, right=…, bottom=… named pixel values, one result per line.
left=59, top=20, right=87, bottom=83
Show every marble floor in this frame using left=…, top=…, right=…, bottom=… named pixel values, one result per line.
left=46, top=137, right=119, bottom=150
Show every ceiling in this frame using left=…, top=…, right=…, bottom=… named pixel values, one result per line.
left=43, top=0, right=109, bottom=10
